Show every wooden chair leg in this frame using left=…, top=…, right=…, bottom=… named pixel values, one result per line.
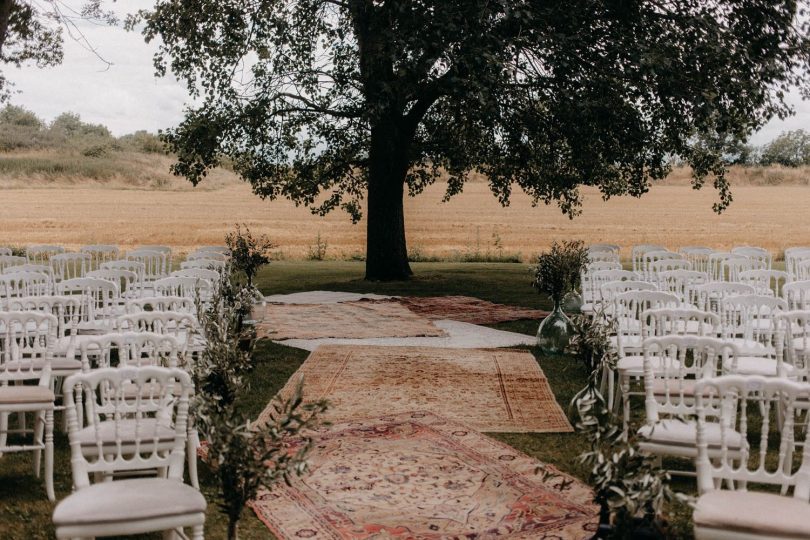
left=192, top=525, right=204, bottom=540
left=45, top=409, right=54, bottom=502
left=33, top=411, right=45, bottom=478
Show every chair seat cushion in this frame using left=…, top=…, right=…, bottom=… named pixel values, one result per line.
left=76, top=418, right=175, bottom=449
left=694, top=490, right=810, bottom=538
left=651, top=379, right=696, bottom=398
left=0, top=385, right=54, bottom=405
left=5, top=357, right=82, bottom=373
left=53, top=478, right=205, bottom=526
left=637, top=419, right=743, bottom=450
left=726, top=338, right=771, bottom=356
left=616, top=355, right=679, bottom=373
left=733, top=356, right=795, bottom=377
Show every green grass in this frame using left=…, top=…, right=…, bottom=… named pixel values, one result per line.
left=0, top=261, right=693, bottom=538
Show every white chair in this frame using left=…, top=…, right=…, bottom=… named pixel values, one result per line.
left=1, top=263, right=56, bottom=285
left=783, top=280, right=810, bottom=310
left=80, top=244, right=120, bottom=270
left=27, top=245, right=65, bottom=264
left=692, top=282, right=756, bottom=314
left=53, top=366, right=205, bottom=539
left=0, top=272, right=52, bottom=304
left=586, top=270, right=640, bottom=313
left=637, top=336, right=743, bottom=466
left=600, top=280, right=657, bottom=313
left=631, top=244, right=666, bottom=273
left=678, top=246, right=715, bottom=274
left=57, top=278, right=120, bottom=328
left=693, top=375, right=810, bottom=540
left=588, top=251, right=620, bottom=264
left=180, top=258, right=226, bottom=272
left=588, top=243, right=620, bottom=255
left=153, top=276, right=212, bottom=300
left=87, top=269, right=139, bottom=299
left=193, top=245, right=230, bottom=256
left=657, top=269, right=709, bottom=303
left=739, top=269, right=788, bottom=298
left=186, top=250, right=229, bottom=263
left=127, top=249, right=167, bottom=283
left=125, top=296, right=196, bottom=315
left=778, top=311, right=810, bottom=380
left=137, top=245, right=173, bottom=276
left=641, top=251, right=683, bottom=281
left=0, top=255, right=27, bottom=272
left=649, top=258, right=692, bottom=278
left=171, top=267, right=219, bottom=284
left=719, top=295, right=787, bottom=375
left=0, top=248, right=11, bottom=257
left=117, top=311, right=201, bottom=354
left=785, top=247, right=810, bottom=281
left=721, top=257, right=766, bottom=283
left=0, top=311, right=57, bottom=501
left=50, top=253, right=91, bottom=282
left=731, top=245, right=773, bottom=269
left=707, top=252, right=737, bottom=282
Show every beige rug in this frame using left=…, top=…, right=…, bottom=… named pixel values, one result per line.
left=252, top=301, right=447, bottom=340
left=259, top=345, right=572, bottom=433
left=385, top=295, right=549, bottom=325
left=250, top=411, right=596, bottom=539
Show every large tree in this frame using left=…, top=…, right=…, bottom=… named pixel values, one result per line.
left=135, top=0, right=809, bottom=280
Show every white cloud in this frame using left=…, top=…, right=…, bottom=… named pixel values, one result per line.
left=6, top=2, right=810, bottom=143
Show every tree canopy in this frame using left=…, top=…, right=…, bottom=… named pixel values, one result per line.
left=135, top=0, right=810, bottom=279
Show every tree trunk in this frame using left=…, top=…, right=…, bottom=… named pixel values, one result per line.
left=227, top=517, right=238, bottom=540
left=364, top=120, right=412, bottom=281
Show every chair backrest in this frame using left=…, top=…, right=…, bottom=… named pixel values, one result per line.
left=795, top=259, right=810, bottom=282
left=1, top=263, right=55, bottom=283
left=86, top=269, right=139, bottom=298
left=62, top=366, right=191, bottom=487
left=641, top=251, right=683, bottom=280
left=117, top=311, right=198, bottom=350
left=631, top=244, right=666, bottom=273
left=588, top=270, right=640, bottom=305
left=657, top=269, right=709, bottom=303
left=588, top=251, right=620, bottom=264
left=180, top=258, right=226, bottom=271
left=0, top=247, right=10, bottom=257
left=101, top=259, right=146, bottom=284
left=642, top=335, right=739, bottom=422
left=692, top=282, right=757, bottom=313
left=124, top=296, right=196, bottom=314
left=588, top=243, right=620, bottom=255
left=600, top=279, right=657, bottom=308
left=137, top=245, right=173, bottom=276
left=614, top=290, right=681, bottom=327
left=6, top=295, right=89, bottom=339
left=720, top=294, right=787, bottom=345
left=127, top=250, right=167, bottom=281
left=648, top=259, right=692, bottom=282
left=678, top=246, right=715, bottom=273
left=0, top=255, right=27, bottom=272
left=641, top=307, right=720, bottom=338
left=739, top=269, right=788, bottom=297
left=777, top=311, right=810, bottom=377
left=0, top=271, right=52, bottom=303
left=26, top=244, right=65, bottom=264
left=783, top=280, right=810, bottom=310
left=80, top=245, right=120, bottom=271
left=731, top=246, right=773, bottom=269
left=171, top=268, right=219, bottom=283
left=721, top=256, right=766, bottom=282
left=76, top=332, right=183, bottom=371
left=0, top=311, right=57, bottom=382
left=186, top=251, right=229, bottom=262
left=695, top=375, right=810, bottom=498
left=57, top=278, right=118, bottom=321
left=194, top=245, right=230, bottom=256
left=153, top=276, right=211, bottom=299
left=50, top=252, right=91, bottom=282
left=785, top=247, right=810, bottom=281
left=707, top=252, right=737, bottom=281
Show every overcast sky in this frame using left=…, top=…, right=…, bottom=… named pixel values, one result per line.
left=7, top=3, right=809, bottom=145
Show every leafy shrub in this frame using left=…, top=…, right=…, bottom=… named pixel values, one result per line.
left=531, top=240, right=588, bottom=305
left=225, top=224, right=274, bottom=287
left=81, top=144, right=109, bottom=158
left=760, top=130, right=810, bottom=167
left=307, top=232, right=328, bottom=261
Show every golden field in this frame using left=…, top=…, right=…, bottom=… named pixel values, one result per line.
left=1, top=168, right=809, bottom=260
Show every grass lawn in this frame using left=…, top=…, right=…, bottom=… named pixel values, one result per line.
left=0, top=261, right=693, bottom=539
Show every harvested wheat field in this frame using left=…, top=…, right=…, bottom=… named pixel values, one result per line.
left=0, top=177, right=808, bottom=260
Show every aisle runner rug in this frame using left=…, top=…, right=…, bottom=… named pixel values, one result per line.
left=389, top=295, right=549, bottom=325
left=249, top=412, right=596, bottom=539
left=274, top=319, right=536, bottom=351
left=259, top=345, right=572, bottom=433
left=253, top=301, right=446, bottom=340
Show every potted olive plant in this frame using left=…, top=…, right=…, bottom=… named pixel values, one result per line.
left=531, top=240, right=588, bottom=354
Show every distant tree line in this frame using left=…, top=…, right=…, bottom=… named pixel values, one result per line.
left=0, top=104, right=166, bottom=155
left=701, top=130, right=810, bottom=168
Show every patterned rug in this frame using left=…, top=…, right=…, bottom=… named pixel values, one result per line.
left=250, top=412, right=597, bottom=539
left=258, top=345, right=572, bottom=433
left=252, top=301, right=447, bottom=340
left=383, top=295, right=549, bottom=325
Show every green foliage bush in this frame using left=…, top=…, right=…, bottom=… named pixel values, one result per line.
left=532, top=240, right=589, bottom=305
left=760, top=130, right=810, bottom=167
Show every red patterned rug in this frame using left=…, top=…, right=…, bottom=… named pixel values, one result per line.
left=373, top=295, right=549, bottom=325
left=249, top=411, right=597, bottom=539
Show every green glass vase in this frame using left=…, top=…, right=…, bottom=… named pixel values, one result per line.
left=536, top=301, right=574, bottom=355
